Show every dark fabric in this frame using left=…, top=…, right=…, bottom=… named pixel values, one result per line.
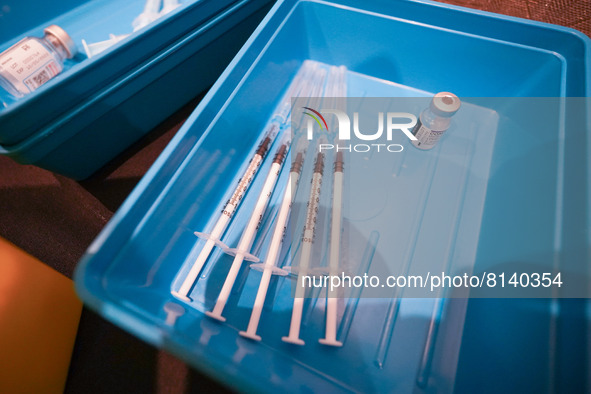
left=0, top=2, right=589, bottom=393
left=439, top=0, right=591, bottom=32
left=0, top=96, right=233, bottom=394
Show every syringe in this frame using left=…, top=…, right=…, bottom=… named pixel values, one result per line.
left=320, top=65, right=348, bottom=347
left=206, top=135, right=292, bottom=321
left=282, top=146, right=327, bottom=345
left=319, top=151, right=345, bottom=346
left=172, top=62, right=316, bottom=302
left=239, top=144, right=305, bottom=340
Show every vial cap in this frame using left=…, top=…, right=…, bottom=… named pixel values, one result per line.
left=44, top=25, right=77, bottom=59
left=430, top=92, right=461, bottom=118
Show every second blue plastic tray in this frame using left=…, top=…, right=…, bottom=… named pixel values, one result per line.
left=0, top=0, right=273, bottom=179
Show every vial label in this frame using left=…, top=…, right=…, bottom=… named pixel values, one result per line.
left=0, top=39, right=61, bottom=93
left=411, top=120, right=446, bottom=150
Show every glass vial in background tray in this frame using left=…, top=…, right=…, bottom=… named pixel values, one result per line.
left=0, top=25, right=77, bottom=98
left=411, top=92, right=461, bottom=150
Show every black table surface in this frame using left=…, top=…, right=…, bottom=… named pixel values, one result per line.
left=1, top=1, right=589, bottom=393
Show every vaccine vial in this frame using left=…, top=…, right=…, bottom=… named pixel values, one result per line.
left=411, top=92, right=461, bottom=150
left=0, top=25, right=77, bottom=98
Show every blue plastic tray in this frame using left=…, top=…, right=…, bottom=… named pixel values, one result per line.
left=75, top=0, right=590, bottom=392
left=0, top=0, right=272, bottom=179
left=0, top=0, right=234, bottom=144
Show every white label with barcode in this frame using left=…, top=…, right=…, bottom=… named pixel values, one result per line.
left=412, top=124, right=446, bottom=150
left=0, top=39, right=60, bottom=92
left=23, top=61, right=60, bottom=90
